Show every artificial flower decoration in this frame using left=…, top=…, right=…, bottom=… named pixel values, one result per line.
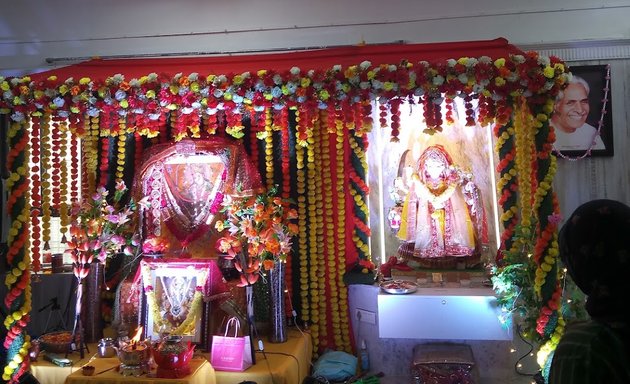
left=66, top=180, right=139, bottom=265
left=215, top=186, right=298, bottom=287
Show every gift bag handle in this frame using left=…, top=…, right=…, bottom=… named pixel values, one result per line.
left=224, top=316, right=240, bottom=337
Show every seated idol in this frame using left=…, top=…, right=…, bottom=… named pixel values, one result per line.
left=396, top=145, right=487, bottom=268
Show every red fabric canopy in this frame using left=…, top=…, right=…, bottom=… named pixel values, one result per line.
left=30, top=38, right=523, bottom=81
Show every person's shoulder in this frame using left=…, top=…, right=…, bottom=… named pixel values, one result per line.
left=580, top=122, right=597, bottom=133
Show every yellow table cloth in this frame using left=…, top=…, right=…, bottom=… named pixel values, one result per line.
left=63, top=358, right=215, bottom=384
left=213, top=329, right=312, bottom=384
left=31, top=345, right=97, bottom=384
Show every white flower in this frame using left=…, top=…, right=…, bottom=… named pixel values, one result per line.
left=290, top=66, right=300, bottom=76
left=388, top=65, right=397, bottom=72
left=332, top=65, right=342, bottom=72
left=479, top=56, right=492, bottom=64
left=147, top=73, right=158, bottom=82
left=512, top=55, right=525, bottom=64
left=359, top=60, right=372, bottom=70
left=447, top=59, right=457, bottom=67
left=188, top=72, right=199, bottom=82
left=432, top=75, right=445, bottom=86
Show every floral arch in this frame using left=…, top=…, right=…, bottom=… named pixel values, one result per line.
left=0, top=38, right=567, bottom=383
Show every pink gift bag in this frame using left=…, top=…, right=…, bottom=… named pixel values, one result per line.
left=210, top=317, right=253, bottom=371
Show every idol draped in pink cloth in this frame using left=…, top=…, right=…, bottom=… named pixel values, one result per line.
left=397, top=145, right=487, bottom=267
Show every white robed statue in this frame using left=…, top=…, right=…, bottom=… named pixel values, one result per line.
left=397, top=145, right=487, bottom=268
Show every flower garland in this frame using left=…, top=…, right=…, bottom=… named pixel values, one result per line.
left=58, top=121, right=70, bottom=242
left=412, top=175, right=459, bottom=208
left=29, top=116, right=42, bottom=274
left=334, top=112, right=351, bottom=352
left=312, top=116, right=326, bottom=353
left=295, top=135, right=310, bottom=332
left=40, top=113, right=52, bottom=256
left=348, top=133, right=372, bottom=269
left=141, top=264, right=207, bottom=335
left=115, top=119, right=127, bottom=183
left=282, top=110, right=293, bottom=311
left=3, top=119, right=32, bottom=384
left=305, top=113, right=322, bottom=348
left=264, top=110, right=275, bottom=191
left=0, top=53, right=571, bottom=367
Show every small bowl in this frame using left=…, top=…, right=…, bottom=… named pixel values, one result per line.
left=82, top=365, right=95, bottom=376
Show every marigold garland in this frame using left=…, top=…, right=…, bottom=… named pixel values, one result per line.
left=0, top=54, right=571, bottom=373
left=263, top=109, right=275, bottom=191
left=312, top=117, right=326, bottom=352
left=58, top=121, right=70, bottom=242
left=29, top=117, right=42, bottom=274
left=3, top=119, right=32, bottom=384
left=40, top=114, right=52, bottom=256
left=115, top=124, right=127, bottom=183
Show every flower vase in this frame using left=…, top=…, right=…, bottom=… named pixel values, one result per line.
left=268, top=260, right=287, bottom=343
left=84, top=261, right=104, bottom=343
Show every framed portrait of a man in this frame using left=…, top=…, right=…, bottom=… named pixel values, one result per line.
left=552, top=64, right=613, bottom=157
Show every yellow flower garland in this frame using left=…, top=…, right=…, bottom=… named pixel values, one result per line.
left=334, top=113, right=349, bottom=351
left=141, top=263, right=208, bottom=336
left=40, top=114, right=52, bottom=252
left=115, top=119, right=127, bottom=183
left=312, top=117, right=326, bottom=349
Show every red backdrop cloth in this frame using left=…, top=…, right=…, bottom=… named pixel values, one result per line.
left=29, top=38, right=522, bottom=80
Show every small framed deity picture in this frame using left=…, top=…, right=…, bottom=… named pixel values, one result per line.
left=140, top=260, right=210, bottom=345
left=552, top=64, right=614, bottom=157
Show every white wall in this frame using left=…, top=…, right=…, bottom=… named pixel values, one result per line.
left=1, top=0, right=630, bottom=76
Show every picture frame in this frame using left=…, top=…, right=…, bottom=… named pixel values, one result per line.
left=553, top=64, right=614, bottom=157
left=140, top=259, right=213, bottom=347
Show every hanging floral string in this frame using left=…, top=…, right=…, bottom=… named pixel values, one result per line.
left=58, top=121, right=70, bottom=242
left=29, top=117, right=42, bottom=274
left=40, top=113, right=52, bottom=258
left=98, top=135, right=110, bottom=188
left=305, top=112, right=321, bottom=347
left=263, top=109, right=275, bottom=191
left=115, top=124, right=127, bottom=184
left=333, top=111, right=350, bottom=352
left=295, top=139, right=310, bottom=333
left=312, top=117, right=326, bottom=353
left=3, top=119, right=32, bottom=384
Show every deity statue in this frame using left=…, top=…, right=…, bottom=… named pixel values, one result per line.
left=396, top=145, right=487, bottom=268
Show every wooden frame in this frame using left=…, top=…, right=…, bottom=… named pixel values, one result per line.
left=553, top=64, right=614, bottom=157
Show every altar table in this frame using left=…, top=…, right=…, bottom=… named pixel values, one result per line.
left=214, top=329, right=312, bottom=384
left=30, top=345, right=97, bottom=384
left=31, top=349, right=216, bottom=384
left=63, top=358, right=215, bottom=384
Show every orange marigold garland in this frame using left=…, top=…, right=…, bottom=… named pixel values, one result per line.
left=3, top=119, right=32, bottom=384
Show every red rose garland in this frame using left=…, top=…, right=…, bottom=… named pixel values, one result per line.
left=29, top=116, right=42, bottom=274
left=98, top=135, right=110, bottom=188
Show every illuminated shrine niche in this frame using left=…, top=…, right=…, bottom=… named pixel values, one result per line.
left=376, top=98, right=498, bottom=270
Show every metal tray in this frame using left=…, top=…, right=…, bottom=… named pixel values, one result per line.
left=380, top=280, right=418, bottom=294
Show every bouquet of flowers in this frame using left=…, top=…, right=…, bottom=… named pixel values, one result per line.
left=66, top=180, right=139, bottom=274
left=215, top=186, right=298, bottom=287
